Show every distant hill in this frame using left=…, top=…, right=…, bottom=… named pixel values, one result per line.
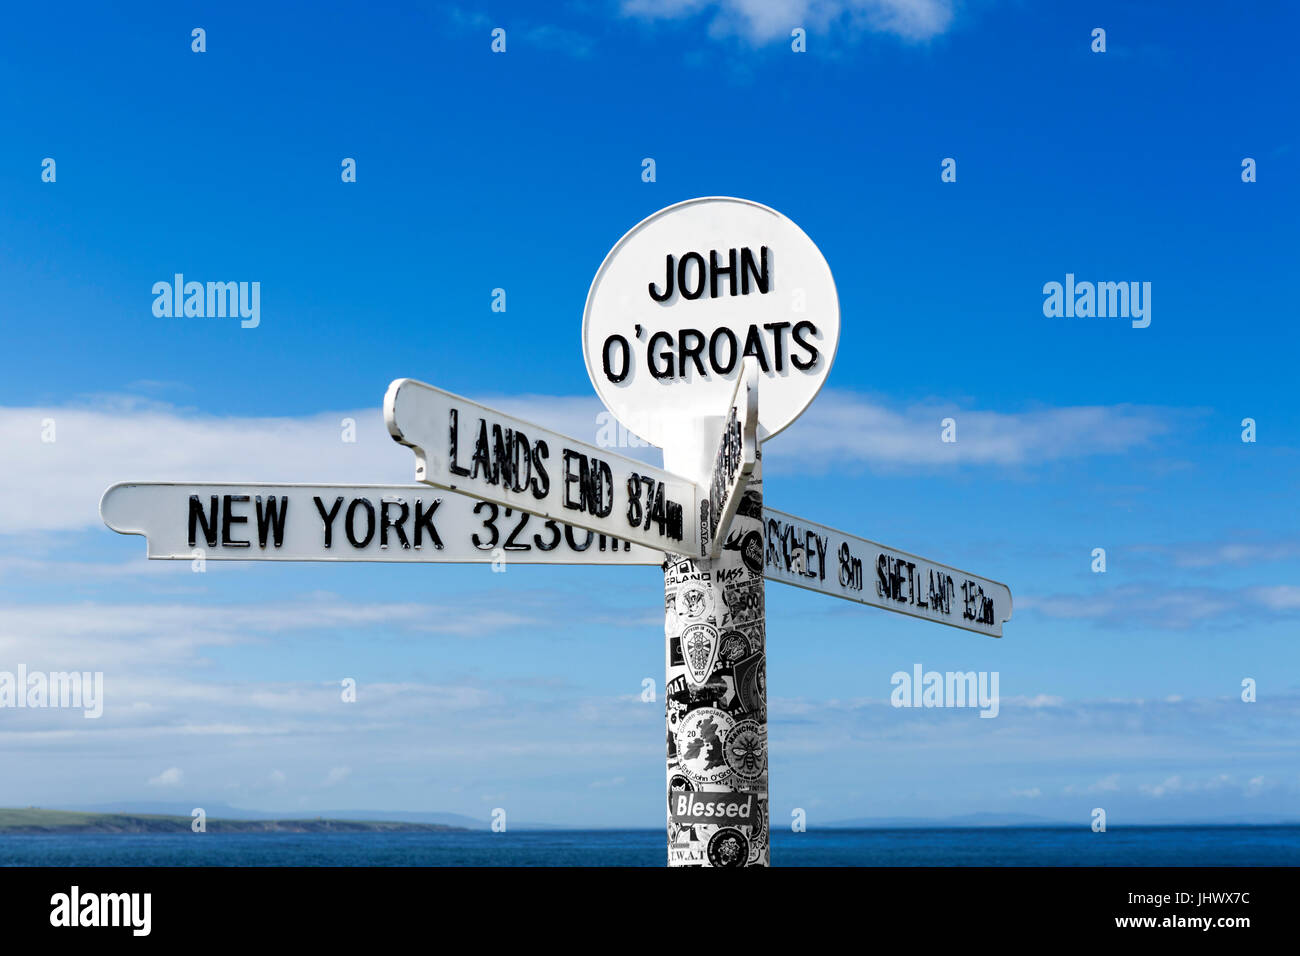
left=823, top=812, right=1071, bottom=829
left=0, top=808, right=467, bottom=834
left=49, top=801, right=494, bottom=830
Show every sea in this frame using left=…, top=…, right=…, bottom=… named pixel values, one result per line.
left=2, top=826, right=1297, bottom=866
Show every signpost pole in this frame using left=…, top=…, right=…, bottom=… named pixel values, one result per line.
left=663, top=419, right=768, bottom=867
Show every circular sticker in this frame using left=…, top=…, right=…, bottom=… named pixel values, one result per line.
left=718, top=630, right=751, bottom=665
left=740, top=530, right=764, bottom=574
left=675, top=707, right=735, bottom=785
left=676, top=583, right=715, bottom=623
left=724, top=719, right=767, bottom=781
left=583, top=197, right=840, bottom=448
left=707, top=827, right=750, bottom=868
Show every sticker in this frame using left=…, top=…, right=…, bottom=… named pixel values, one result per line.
left=725, top=719, right=767, bottom=781
left=718, top=630, right=751, bottom=665
left=732, top=652, right=766, bottom=720
left=722, top=579, right=763, bottom=627
left=667, top=773, right=695, bottom=812
left=675, top=707, right=735, bottom=785
left=747, top=800, right=768, bottom=865
left=681, top=622, right=720, bottom=685
left=740, top=530, right=764, bottom=574
left=669, top=791, right=756, bottom=825
left=677, top=583, right=715, bottom=623
left=707, top=827, right=750, bottom=868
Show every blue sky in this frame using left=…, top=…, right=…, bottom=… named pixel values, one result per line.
left=1, top=0, right=1297, bottom=827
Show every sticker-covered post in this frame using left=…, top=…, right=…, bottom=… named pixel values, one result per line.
left=662, top=364, right=767, bottom=866
left=582, top=197, right=840, bottom=867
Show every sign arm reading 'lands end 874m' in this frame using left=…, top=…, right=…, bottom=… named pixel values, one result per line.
left=384, top=377, right=704, bottom=557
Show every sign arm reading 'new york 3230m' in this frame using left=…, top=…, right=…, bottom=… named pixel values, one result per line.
left=384, top=378, right=704, bottom=557
left=100, top=483, right=656, bottom=564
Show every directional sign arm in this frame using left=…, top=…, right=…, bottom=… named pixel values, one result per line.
left=100, top=482, right=660, bottom=564
left=385, top=378, right=702, bottom=556
left=704, top=359, right=759, bottom=560
left=762, top=508, right=1013, bottom=638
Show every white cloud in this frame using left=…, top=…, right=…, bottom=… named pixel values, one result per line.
left=1017, top=584, right=1300, bottom=629
left=620, top=0, right=956, bottom=43
left=781, top=394, right=1175, bottom=468
left=148, top=767, right=183, bottom=787
left=1251, top=586, right=1300, bottom=611
left=0, top=395, right=1177, bottom=535
left=323, top=766, right=352, bottom=787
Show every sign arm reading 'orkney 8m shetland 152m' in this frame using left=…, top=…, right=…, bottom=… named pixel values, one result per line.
left=763, top=508, right=1014, bottom=638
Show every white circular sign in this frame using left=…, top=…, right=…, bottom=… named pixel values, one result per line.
left=582, top=197, right=839, bottom=447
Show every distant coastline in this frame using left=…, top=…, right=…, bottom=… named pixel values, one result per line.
left=0, top=808, right=466, bottom=835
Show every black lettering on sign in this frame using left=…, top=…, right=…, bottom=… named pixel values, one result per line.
left=791, top=320, right=819, bottom=370
left=345, top=498, right=376, bottom=548
left=561, top=450, right=613, bottom=517
left=677, top=328, right=706, bottom=378
left=677, top=252, right=706, bottom=300
left=189, top=495, right=218, bottom=548
left=602, top=335, right=630, bottom=383
left=414, top=498, right=443, bottom=550
left=648, top=331, right=673, bottom=380
left=315, top=496, right=344, bottom=549
left=254, top=496, right=288, bottom=548
left=222, top=495, right=250, bottom=548
left=838, top=542, right=862, bottom=591
left=625, top=474, right=683, bottom=543
left=448, top=409, right=471, bottom=477
left=502, top=510, right=531, bottom=551
left=709, top=327, right=738, bottom=374
left=380, top=497, right=410, bottom=550
left=741, top=324, right=770, bottom=373
left=645, top=247, right=769, bottom=304
left=534, top=519, right=561, bottom=551
left=766, top=519, right=783, bottom=570
left=530, top=440, right=550, bottom=499
left=740, top=246, right=769, bottom=295
left=469, top=419, right=493, bottom=482
left=709, top=249, right=737, bottom=297
left=763, top=321, right=791, bottom=371
left=472, top=501, right=499, bottom=550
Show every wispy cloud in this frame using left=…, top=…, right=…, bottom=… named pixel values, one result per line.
left=0, top=395, right=1183, bottom=534
left=1015, top=584, right=1300, bottom=630
left=620, top=0, right=956, bottom=43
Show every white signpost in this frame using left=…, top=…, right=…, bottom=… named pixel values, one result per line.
left=100, top=196, right=1013, bottom=867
